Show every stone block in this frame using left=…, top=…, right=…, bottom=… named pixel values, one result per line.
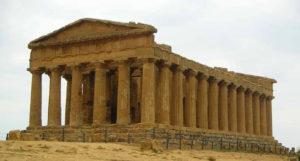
left=117, top=137, right=126, bottom=142
left=140, top=141, right=152, bottom=151
left=92, top=134, right=103, bottom=142
left=21, top=133, right=37, bottom=141
left=108, top=134, right=118, bottom=142
left=151, top=140, right=163, bottom=151
left=221, top=142, right=228, bottom=149
left=8, top=130, right=21, bottom=140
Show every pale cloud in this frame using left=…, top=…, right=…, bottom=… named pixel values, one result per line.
left=0, top=0, right=299, bottom=148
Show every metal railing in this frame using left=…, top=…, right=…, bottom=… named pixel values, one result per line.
left=18, top=128, right=296, bottom=156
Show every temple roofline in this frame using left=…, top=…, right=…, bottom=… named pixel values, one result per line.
left=28, top=18, right=157, bottom=49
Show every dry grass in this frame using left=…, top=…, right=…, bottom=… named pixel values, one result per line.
left=97, top=145, right=105, bottom=150
left=0, top=141, right=289, bottom=161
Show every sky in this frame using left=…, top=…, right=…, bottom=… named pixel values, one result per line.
left=0, top=0, right=299, bottom=148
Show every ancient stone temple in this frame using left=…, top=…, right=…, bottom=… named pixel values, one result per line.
left=23, top=18, right=287, bottom=151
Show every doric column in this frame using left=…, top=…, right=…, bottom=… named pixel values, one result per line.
left=63, top=75, right=72, bottom=125
left=157, top=61, right=170, bottom=124
left=228, top=84, right=237, bottom=132
left=48, top=67, right=62, bottom=126
left=266, top=96, right=273, bottom=136
left=260, top=95, right=267, bottom=136
left=93, top=62, right=108, bottom=124
left=82, top=74, right=93, bottom=124
left=171, top=66, right=184, bottom=126
left=117, top=60, right=131, bottom=124
left=253, top=92, right=260, bottom=135
left=141, top=58, right=156, bottom=123
left=218, top=81, right=228, bottom=131
left=28, top=68, right=43, bottom=127
left=237, top=86, right=246, bottom=133
left=208, top=77, right=219, bottom=130
left=70, top=65, right=83, bottom=126
left=185, top=69, right=197, bottom=127
left=197, top=74, right=208, bottom=129
left=245, top=89, right=254, bottom=134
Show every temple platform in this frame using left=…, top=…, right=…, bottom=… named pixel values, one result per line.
left=21, top=123, right=289, bottom=153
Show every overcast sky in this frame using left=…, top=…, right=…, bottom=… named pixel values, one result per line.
left=0, top=0, right=299, bottom=148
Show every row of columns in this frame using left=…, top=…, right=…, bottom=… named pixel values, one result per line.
left=28, top=59, right=156, bottom=126
left=28, top=59, right=273, bottom=137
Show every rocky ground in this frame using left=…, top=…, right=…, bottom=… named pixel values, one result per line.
left=0, top=141, right=293, bottom=161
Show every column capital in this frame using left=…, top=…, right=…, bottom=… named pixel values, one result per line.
left=66, top=63, right=83, bottom=69
left=218, top=80, right=228, bottom=87
left=161, top=60, right=171, bottom=68
left=63, top=74, right=72, bottom=81
left=253, top=91, right=260, bottom=96
left=140, top=58, right=157, bottom=64
left=27, top=68, right=44, bottom=75
left=90, top=61, right=107, bottom=69
left=198, top=73, right=209, bottom=81
left=266, top=95, right=274, bottom=100
left=116, top=59, right=133, bottom=66
left=173, top=65, right=187, bottom=72
left=245, top=88, right=253, bottom=94
left=45, top=66, right=63, bottom=77
left=260, top=94, right=266, bottom=100
left=237, top=86, right=245, bottom=92
left=208, top=76, right=218, bottom=83
left=186, top=69, right=197, bottom=77
left=67, top=64, right=84, bottom=71
left=48, top=66, right=64, bottom=73
left=228, top=83, right=237, bottom=89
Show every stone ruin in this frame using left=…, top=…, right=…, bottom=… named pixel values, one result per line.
left=11, top=18, right=294, bottom=154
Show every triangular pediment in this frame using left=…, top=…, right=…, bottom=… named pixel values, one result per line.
left=28, top=18, right=156, bottom=48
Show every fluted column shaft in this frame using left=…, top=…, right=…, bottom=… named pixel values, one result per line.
left=228, top=84, right=237, bottom=132
left=218, top=81, right=228, bottom=131
left=117, top=61, right=131, bottom=124
left=157, top=62, right=170, bottom=124
left=29, top=69, right=43, bottom=127
left=141, top=59, right=156, bottom=123
left=197, top=75, right=208, bottom=129
left=171, top=66, right=184, bottom=126
left=245, top=90, right=254, bottom=134
left=48, top=67, right=62, bottom=126
left=82, top=74, right=93, bottom=124
left=208, top=77, right=219, bottom=130
left=260, top=95, right=267, bottom=136
left=70, top=65, right=83, bottom=126
left=93, top=63, right=108, bottom=124
left=64, top=75, right=72, bottom=125
left=266, top=96, right=273, bottom=136
left=253, top=92, right=260, bottom=135
left=185, top=70, right=197, bottom=127
left=141, top=59, right=155, bottom=123
left=237, top=87, right=246, bottom=133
